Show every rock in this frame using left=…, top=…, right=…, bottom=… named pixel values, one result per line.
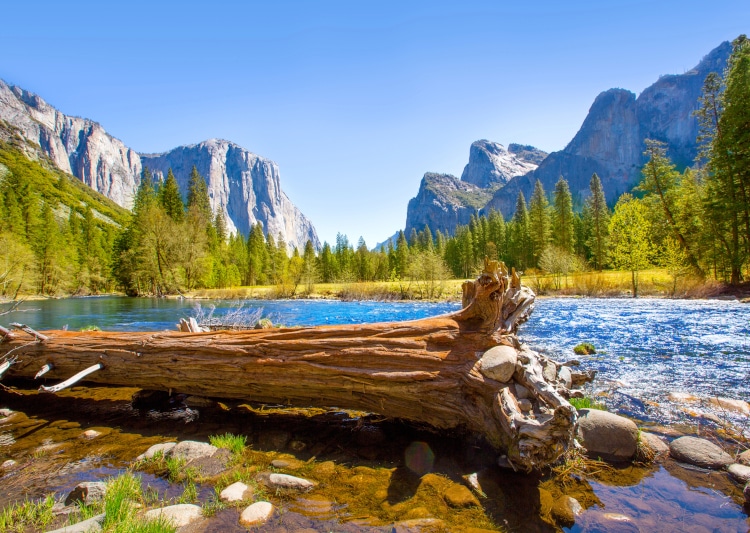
left=543, top=361, right=558, bottom=382
left=64, top=482, right=107, bottom=506
left=577, top=409, right=639, bottom=461
left=1, top=459, right=17, bottom=469
left=478, top=345, right=517, bottom=383
left=168, top=441, right=217, bottom=462
left=744, top=482, right=750, bottom=504
left=44, top=513, right=105, bottom=533
left=0, top=408, right=13, bottom=417
left=708, top=397, right=750, bottom=415
left=144, top=504, right=203, bottom=528
left=271, top=459, right=291, bottom=469
left=239, top=501, right=274, bottom=527
left=219, top=481, right=254, bottom=503
left=393, top=518, right=446, bottom=531
left=136, top=442, right=176, bottom=461
left=0, top=81, right=319, bottom=251
left=257, top=430, right=290, bottom=450
left=443, top=483, right=480, bottom=508
left=639, top=432, right=669, bottom=457
left=558, top=366, right=573, bottom=389
left=551, top=495, right=583, bottom=528
left=669, top=436, right=733, bottom=469
left=668, top=392, right=700, bottom=403
left=738, top=449, right=750, bottom=466
left=259, top=472, right=315, bottom=492
left=80, top=430, right=101, bottom=440
left=183, top=396, right=216, bottom=409
left=727, top=463, right=750, bottom=484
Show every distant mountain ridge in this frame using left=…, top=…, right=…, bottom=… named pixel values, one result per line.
left=405, top=140, right=547, bottom=236
left=402, top=40, right=732, bottom=238
left=0, top=80, right=319, bottom=250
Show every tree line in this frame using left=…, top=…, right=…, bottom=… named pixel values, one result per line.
left=0, top=35, right=747, bottom=298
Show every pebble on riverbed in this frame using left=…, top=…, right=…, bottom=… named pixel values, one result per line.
left=727, top=463, right=750, bottom=484
left=257, top=472, right=316, bottom=492
left=239, top=501, right=274, bottom=526
left=143, top=504, right=203, bottom=528
left=219, top=481, right=254, bottom=503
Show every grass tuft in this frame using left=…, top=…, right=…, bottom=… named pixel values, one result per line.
left=569, top=396, right=606, bottom=411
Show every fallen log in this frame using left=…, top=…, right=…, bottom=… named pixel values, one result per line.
left=0, top=259, right=581, bottom=470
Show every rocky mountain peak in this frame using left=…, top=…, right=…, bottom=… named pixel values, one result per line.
left=460, top=139, right=543, bottom=189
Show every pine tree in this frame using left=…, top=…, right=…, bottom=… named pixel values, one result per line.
left=528, top=179, right=550, bottom=267
left=134, top=167, right=157, bottom=214
left=584, top=173, right=610, bottom=270
left=510, top=191, right=531, bottom=269
left=552, top=176, right=574, bottom=254
left=186, top=165, right=212, bottom=221
left=609, top=195, right=654, bottom=297
left=159, top=169, right=185, bottom=222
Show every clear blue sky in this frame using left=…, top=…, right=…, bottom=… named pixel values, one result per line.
left=2, top=1, right=747, bottom=246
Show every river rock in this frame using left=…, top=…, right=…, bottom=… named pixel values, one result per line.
left=219, top=481, right=254, bottom=502
left=738, top=449, right=750, bottom=466
left=558, top=366, right=573, bottom=389
left=727, top=463, right=750, bottom=484
left=239, top=501, right=274, bottom=526
left=0, top=408, right=14, bottom=417
left=707, top=397, right=750, bottom=414
left=443, top=483, right=480, bottom=508
left=393, top=518, right=446, bottom=531
left=639, top=432, right=669, bottom=457
left=64, top=482, right=107, bottom=506
left=168, top=441, right=217, bottom=462
left=1, top=459, right=17, bottom=469
left=137, top=442, right=176, bottom=461
left=80, top=430, right=101, bottom=440
left=478, top=345, right=517, bottom=383
left=577, top=409, right=639, bottom=461
left=669, top=436, right=732, bottom=469
left=551, top=495, right=583, bottom=528
left=45, top=513, right=105, bottom=533
left=258, top=472, right=315, bottom=492
left=668, top=392, right=700, bottom=403
left=144, top=504, right=203, bottom=528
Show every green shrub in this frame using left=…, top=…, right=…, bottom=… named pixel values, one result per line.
left=569, top=396, right=606, bottom=411
left=573, top=342, right=596, bottom=355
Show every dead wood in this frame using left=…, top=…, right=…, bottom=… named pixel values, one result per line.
left=0, top=258, right=580, bottom=470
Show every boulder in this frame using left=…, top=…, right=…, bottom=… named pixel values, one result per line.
left=44, top=513, right=105, bottom=533
left=64, top=482, right=107, bottom=506
left=168, top=441, right=217, bottom=462
left=239, top=501, right=274, bottom=527
left=669, top=436, right=732, bottom=469
left=136, top=442, right=176, bottom=461
left=576, top=409, right=639, bottom=461
left=558, top=366, right=573, bottom=389
left=551, top=495, right=583, bottom=528
left=219, top=481, right=254, bottom=503
left=143, top=504, right=203, bottom=528
left=478, top=345, right=517, bottom=383
left=443, top=484, right=480, bottom=508
left=258, top=472, right=315, bottom=492
left=727, top=463, right=750, bottom=484
left=639, top=432, right=669, bottom=457
left=737, top=449, right=750, bottom=466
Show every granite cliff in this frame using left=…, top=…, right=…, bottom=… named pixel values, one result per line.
left=484, top=41, right=732, bottom=218
left=405, top=141, right=546, bottom=236
left=0, top=80, right=319, bottom=250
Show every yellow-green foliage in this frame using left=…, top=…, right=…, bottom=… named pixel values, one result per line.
left=0, top=494, right=56, bottom=532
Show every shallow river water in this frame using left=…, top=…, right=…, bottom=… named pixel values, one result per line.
left=1, top=296, right=749, bottom=532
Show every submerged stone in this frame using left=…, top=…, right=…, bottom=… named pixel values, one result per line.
left=258, top=472, right=316, bottom=492
left=443, top=483, right=480, bottom=508
left=551, top=495, right=583, bottom=528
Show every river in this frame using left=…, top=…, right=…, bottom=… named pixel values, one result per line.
left=1, top=296, right=748, bottom=532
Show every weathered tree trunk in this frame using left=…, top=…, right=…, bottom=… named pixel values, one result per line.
left=0, top=259, right=581, bottom=470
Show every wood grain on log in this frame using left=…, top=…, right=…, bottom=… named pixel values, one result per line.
left=0, top=258, right=576, bottom=470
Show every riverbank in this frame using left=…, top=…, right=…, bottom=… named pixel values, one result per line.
left=184, top=269, right=750, bottom=302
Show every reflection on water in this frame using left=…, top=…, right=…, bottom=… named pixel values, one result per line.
left=2, top=296, right=750, bottom=531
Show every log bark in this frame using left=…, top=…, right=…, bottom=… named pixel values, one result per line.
left=0, top=259, right=580, bottom=470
